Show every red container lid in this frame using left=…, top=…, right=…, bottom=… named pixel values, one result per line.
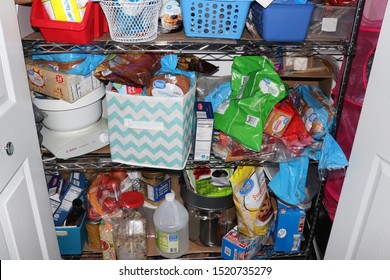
left=119, top=191, right=144, bottom=209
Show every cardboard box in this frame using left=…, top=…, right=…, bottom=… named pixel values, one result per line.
left=221, top=226, right=270, bottom=260
left=140, top=175, right=171, bottom=205
left=106, top=83, right=195, bottom=170
left=280, top=60, right=334, bottom=97
left=56, top=212, right=87, bottom=255
left=273, top=201, right=306, bottom=253
left=53, top=172, right=87, bottom=227
left=193, top=101, right=214, bottom=161
left=25, top=58, right=102, bottom=103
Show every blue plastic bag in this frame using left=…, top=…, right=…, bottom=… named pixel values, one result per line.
left=269, top=156, right=309, bottom=206
left=32, top=50, right=107, bottom=76
left=204, top=81, right=231, bottom=112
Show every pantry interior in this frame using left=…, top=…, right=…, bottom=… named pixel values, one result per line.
left=2, top=0, right=387, bottom=260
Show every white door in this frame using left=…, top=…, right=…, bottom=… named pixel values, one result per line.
left=0, top=0, right=60, bottom=259
left=325, top=2, right=390, bottom=260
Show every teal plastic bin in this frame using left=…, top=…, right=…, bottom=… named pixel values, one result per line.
left=251, top=1, right=315, bottom=42
left=55, top=212, right=87, bottom=255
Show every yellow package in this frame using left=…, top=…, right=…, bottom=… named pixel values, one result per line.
left=42, top=0, right=85, bottom=22
left=230, top=166, right=274, bottom=238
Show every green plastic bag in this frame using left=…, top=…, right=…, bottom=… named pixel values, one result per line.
left=214, top=56, right=288, bottom=152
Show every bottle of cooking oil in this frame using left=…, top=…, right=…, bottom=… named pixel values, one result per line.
left=153, top=192, right=189, bottom=258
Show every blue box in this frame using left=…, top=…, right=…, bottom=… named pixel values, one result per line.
left=56, top=212, right=87, bottom=255
left=251, top=1, right=315, bottom=42
left=53, top=172, right=87, bottom=227
left=273, top=201, right=306, bottom=252
left=141, top=175, right=172, bottom=204
left=221, top=227, right=265, bottom=260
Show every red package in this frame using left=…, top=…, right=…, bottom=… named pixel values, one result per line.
left=278, top=97, right=314, bottom=155
left=326, top=0, right=357, bottom=6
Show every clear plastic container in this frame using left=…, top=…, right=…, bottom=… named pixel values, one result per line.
left=114, top=191, right=147, bottom=260
left=153, top=192, right=189, bottom=258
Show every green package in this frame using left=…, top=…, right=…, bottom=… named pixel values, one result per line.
left=214, top=56, right=287, bottom=152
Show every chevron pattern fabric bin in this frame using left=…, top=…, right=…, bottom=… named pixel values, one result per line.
left=106, top=85, right=195, bottom=170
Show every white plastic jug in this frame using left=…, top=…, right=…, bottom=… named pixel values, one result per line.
left=153, top=192, right=189, bottom=258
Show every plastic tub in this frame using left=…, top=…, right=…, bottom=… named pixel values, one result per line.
left=307, top=5, right=356, bottom=40
left=30, top=1, right=105, bottom=44
left=251, top=1, right=315, bottom=42
left=32, top=85, right=106, bottom=132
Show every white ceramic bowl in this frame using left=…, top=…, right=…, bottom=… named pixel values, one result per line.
left=32, top=86, right=106, bottom=132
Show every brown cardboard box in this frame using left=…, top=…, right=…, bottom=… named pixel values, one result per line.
left=280, top=59, right=334, bottom=97
left=25, top=58, right=102, bottom=103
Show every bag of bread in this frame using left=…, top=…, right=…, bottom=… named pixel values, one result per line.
left=94, top=53, right=163, bottom=87
left=230, top=166, right=274, bottom=239
left=146, top=54, right=196, bottom=97
left=294, top=85, right=336, bottom=140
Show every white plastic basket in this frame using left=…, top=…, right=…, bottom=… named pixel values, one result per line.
left=100, top=0, right=162, bottom=43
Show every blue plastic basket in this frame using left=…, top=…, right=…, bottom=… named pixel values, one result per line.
left=181, top=0, right=254, bottom=39
left=251, top=1, right=315, bottom=42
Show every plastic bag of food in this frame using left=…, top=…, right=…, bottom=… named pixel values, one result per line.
left=196, top=75, right=231, bottom=101
left=214, top=55, right=288, bottom=152
left=217, top=132, right=276, bottom=163
left=94, top=53, right=163, bottom=87
left=294, top=85, right=336, bottom=140
left=276, top=97, right=314, bottom=155
left=185, top=167, right=233, bottom=197
left=145, top=54, right=196, bottom=97
left=178, top=55, right=219, bottom=74
left=32, top=51, right=107, bottom=76
left=230, top=166, right=274, bottom=238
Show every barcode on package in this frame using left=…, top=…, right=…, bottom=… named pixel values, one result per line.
left=246, top=115, right=259, bottom=127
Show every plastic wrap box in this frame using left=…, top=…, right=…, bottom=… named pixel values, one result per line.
left=251, top=1, right=315, bottom=42
left=272, top=201, right=306, bottom=253
left=307, top=5, right=356, bottom=40
left=105, top=84, right=195, bottom=170
left=56, top=212, right=87, bottom=255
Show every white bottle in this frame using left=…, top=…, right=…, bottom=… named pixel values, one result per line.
left=153, top=192, right=189, bottom=258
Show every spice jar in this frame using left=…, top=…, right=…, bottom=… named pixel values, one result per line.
left=114, top=191, right=147, bottom=260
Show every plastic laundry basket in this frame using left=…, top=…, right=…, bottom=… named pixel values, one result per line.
left=100, top=0, right=161, bottom=43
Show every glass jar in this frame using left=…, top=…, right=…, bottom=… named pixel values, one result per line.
left=114, top=191, right=147, bottom=260
left=141, top=169, right=166, bottom=186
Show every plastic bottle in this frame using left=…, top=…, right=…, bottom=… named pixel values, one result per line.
left=115, top=191, right=147, bottom=260
left=65, top=198, right=85, bottom=226
left=153, top=192, right=189, bottom=258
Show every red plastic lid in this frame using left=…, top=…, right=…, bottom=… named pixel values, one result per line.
left=119, top=191, right=144, bottom=209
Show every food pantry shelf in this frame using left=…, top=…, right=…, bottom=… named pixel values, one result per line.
left=22, top=30, right=349, bottom=59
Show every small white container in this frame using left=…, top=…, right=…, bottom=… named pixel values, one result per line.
left=32, top=85, right=105, bottom=132
left=153, top=192, right=189, bottom=258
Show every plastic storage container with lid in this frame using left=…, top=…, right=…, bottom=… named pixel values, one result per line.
left=114, top=191, right=147, bottom=260
left=153, top=192, right=189, bottom=258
